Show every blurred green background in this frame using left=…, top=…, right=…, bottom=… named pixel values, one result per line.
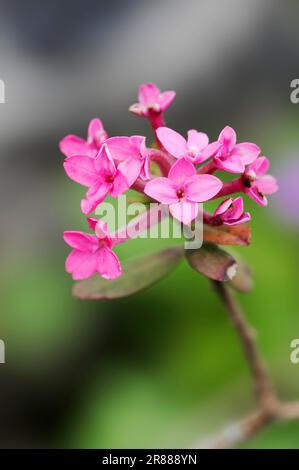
left=0, top=0, right=299, bottom=449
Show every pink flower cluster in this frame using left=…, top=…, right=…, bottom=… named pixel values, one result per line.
left=61, top=82, right=278, bottom=281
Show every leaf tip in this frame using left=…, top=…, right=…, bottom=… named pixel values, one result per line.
left=226, top=262, right=237, bottom=281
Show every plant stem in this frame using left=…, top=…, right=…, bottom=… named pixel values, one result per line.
left=198, top=400, right=299, bottom=449
left=148, top=112, right=166, bottom=131
left=111, top=205, right=168, bottom=246
left=195, top=282, right=299, bottom=449
left=212, top=281, right=278, bottom=412
left=149, top=149, right=175, bottom=175
left=132, top=178, right=147, bottom=193
left=198, top=409, right=274, bottom=449
left=197, top=160, right=216, bottom=174
left=212, top=178, right=243, bottom=200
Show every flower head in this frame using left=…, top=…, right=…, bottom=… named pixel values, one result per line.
left=156, top=127, right=220, bottom=164
left=242, top=156, right=278, bottom=206
left=213, top=197, right=250, bottom=226
left=144, top=157, right=222, bottom=224
left=59, top=118, right=108, bottom=158
left=214, top=126, right=260, bottom=173
left=62, top=82, right=278, bottom=287
left=129, top=82, right=175, bottom=118
left=64, top=143, right=136, bottom=214
left=103, top=135, right=151, bottom=181
left=64, top=218, right=121, bottom=280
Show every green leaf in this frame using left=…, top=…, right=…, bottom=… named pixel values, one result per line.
left=73, top=246, right=183, bottom=300
left=203, top=223, right=251, bottom=246
left=185, top=243, right=237, bottom=282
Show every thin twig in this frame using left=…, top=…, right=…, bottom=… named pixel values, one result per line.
left=198, top=400, right=299, bottom=449
left=196, top=282, right=299, bottom=449
left=212, top=281, right=278, bottom=412
left=198, top=409, right=275, bottom=449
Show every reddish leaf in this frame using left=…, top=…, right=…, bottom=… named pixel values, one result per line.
left=203, top=223, right=251, bottom=246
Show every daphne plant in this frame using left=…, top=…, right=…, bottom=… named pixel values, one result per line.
left=61, top=82, right=277, bottom=283
left=61, top=83, right=299, bottom=448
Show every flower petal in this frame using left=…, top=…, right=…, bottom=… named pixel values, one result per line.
left=231, top=196, right=244, bottom=219
left=110, top=169, right=130, bottom=197
left=193, top=141, right=221, bottom=164
left=214, top=198, right=233, bottom=217
left=117, top=157, right=143, bottom=186
left=87, top=217, right=98, bottom=231
left=156, top=127, right=187, bottom=158
left=169, top=201, right=198, bottom=224
left=200, top=141, right=221, bottom=160
left=218, top=126, right=237, bottom=149
left=129, top=103, right=144, bottom=116
left=81, top=182, right=110, bottom=214
left=95, top=219, right=110, bottom=240
left=144, top=177, right=178, bottom=204
left=232, top=142, right=260, bottom=164
left=63, top=155, right=98, bottom=186
left=63, top=231, right=98, bottom=252
left=130, top=135, right=146, bottom=152
left=105, top=136, right=144, bottom=161
left=158, top=90, right=176, bottom=111
left=256, top=175, right=278, bottom=195
left=187, top=130, right=209, bottom=152
left=59, top=135, right=91, bottom=157
left=223, top=212, right=251, bottom=226
left=248, top=156, right=269, bottom=177
left=138, top=82, right=160, bottom=105
left=140, top=155, right=151, bottom=180
left=168, top=157, right=196, bottom=185
left=246, top=187, right=267, bottom=206
left=66, top=250, right=98, bottom=280
left=185, top=174, right=222, bottom=202
left=214, top=155, right=245, bottom=173
left=87, top=118, right=107, bottom=145
left=104, top=137, right=130, bottom=160
left=94, top=144, right=116, bottom=176
left=97, top=246, right=122, bottom=279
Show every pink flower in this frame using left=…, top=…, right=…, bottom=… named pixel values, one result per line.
left=129, top=82, right=175, bottom=118
left=64, top=144, right=134, bottom=214
left=144, top=157, right=222, bottom=224
left=156, top=127, right=220, bottom=164
left=103, top=135, right=150, bottom=181
left=214, top=126, right=260, bottom=173
left=213, top=197, right=250, bottom=226
left=242, top=157, right=278, bottom=206
left=59, top=118, right=108, bottom=158
left=64, top=218, right=121, bottom=280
